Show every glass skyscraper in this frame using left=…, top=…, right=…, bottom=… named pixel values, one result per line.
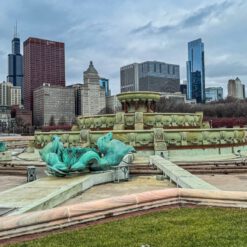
left=7, top=30, right=23, bottom=102
left=186, top=38, right=205, bottom=103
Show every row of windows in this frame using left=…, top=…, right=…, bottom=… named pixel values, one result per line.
left=140, top=63, right=178, bottom=75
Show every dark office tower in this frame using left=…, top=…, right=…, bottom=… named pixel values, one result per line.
left=120, top=61, right=180, bottom=93
left=23, top=37, right=65, bottom=110
left=186, top=38, right=205, bottom=103
left=7, top=27, right=24, bottom=101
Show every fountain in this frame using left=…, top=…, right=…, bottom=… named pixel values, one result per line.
left=34, top=91, right=246, bottom=159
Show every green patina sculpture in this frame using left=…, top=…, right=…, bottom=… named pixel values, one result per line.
left=40, top=132, right=135, bottom=177
left=0, top=142, right=7, bottom=152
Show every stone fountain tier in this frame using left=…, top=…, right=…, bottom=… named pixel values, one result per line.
left=117, top=91, right=161, bottom=113
left=73, top=91, right=203, bottom=131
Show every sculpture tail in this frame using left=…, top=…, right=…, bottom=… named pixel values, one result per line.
left=71, top=151, right=101, bottom=171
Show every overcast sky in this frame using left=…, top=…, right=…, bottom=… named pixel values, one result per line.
left=0, top=0, right=246, bottom=96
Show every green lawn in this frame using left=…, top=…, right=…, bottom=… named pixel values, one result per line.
left=6, top=208, right=247, bottom=247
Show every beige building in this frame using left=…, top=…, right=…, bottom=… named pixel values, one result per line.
left=0, top=81, right=21, bottom=106
left=33, top=84, right=75, bottom=126
left=74, top=61, right=106, bottom=116
left=228, top=77, right=245, bottom=99
left=106, top=95, right=122, bottom=113
left=11, top=86, right=21, bottom=106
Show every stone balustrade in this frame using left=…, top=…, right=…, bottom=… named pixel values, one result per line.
left=34, top=128, right=247, bottom=153
left=76, top=112, right=203, bottom=131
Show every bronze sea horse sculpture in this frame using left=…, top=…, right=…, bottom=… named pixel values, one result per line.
left=39, top=132, right=135, bottom=177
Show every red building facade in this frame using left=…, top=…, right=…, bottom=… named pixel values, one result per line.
left=23, top=37, right=65, bottom=110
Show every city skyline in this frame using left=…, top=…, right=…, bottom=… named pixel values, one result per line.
left=0, top=0, right=246, bottom=96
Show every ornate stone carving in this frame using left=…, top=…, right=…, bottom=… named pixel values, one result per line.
left=144, top=115, right=155, bottom=128
left=207, top=131, right=221, bottom=144
left=68, top=134, right=80, bottom=146
left=164, top=132, right=182, bottom=146
left=135, top=112, right=144, bottom=130
left=128, top=133, right=136, bottom=146
left=187, top=132, right=203, bottom=145
left=180, top=132, right=188, bottom=145
left=234, top=130, right=245, bottom=143
left=114, top=112, right=125, bottom=130
left=125, top=115, right=135, bottom=128
left=155, top=115, right=163, bottom=128
left=135, top=133, right=153, bottom=146
left=80, top=129, right=90, bottom=146
left=94, top=118, right=102, bottom=129
left=154, top=128, right=164, bottom=142
left=106, top=116, right=115, bottom=128
left=221, top=131, right=235, bottom=144
left=161, top=115, right=172, bottom=127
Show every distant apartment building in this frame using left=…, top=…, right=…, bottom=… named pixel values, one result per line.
left=205, top=87, right=223, bottom=102
left=120, top=61, right=180, bottom=93
left=186, top=38, right=205, bottom=103
left=0, top=81, right=21, bottom=106
left=33, top=84, right=75, bottom=126
left=23, top=37, right=65, bottom=111
left=100, top=78, right=111, bottom=96
left=228, top=77, right=245, bottom=99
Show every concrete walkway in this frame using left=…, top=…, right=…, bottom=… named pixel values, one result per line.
left=61, top=176, right=175, bottom=206
left=0, top=170, right=124, bottom=216
left=150, top=156, right=218, bottom=190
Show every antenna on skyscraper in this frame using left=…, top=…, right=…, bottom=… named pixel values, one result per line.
left=14, top=20, right=18, bottom=38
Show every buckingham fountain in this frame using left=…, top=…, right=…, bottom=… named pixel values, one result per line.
left=35, top=91, right=247, bottom=162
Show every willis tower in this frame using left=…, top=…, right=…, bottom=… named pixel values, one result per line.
left=7, top=24, right=23, bottom=102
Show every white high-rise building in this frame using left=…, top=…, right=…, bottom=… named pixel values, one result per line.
left=0, top=81, right=21, bottom=106
left=228, top=77, right=245, bottom=99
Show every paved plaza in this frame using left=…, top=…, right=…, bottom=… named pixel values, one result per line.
left=0, top=176, right=26, bottom=193
left=61, top=175, right=174, bottom=205
left=198, top=174, right=247, bottom=191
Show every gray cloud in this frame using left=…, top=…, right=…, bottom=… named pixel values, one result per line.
left=0, top=0, right=246, bottom=95
left=131, top=0, right=235, bottom=35
left=207, top=61, right=247, bottom=78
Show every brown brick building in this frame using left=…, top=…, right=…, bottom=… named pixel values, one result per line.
left=23, top=37, right=65, bottom=111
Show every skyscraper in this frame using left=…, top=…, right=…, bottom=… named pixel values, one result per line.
left=186, top=38, right=205, bottom=103
left=23, top=37, right=65, bottom=111
left=7, top=26, right=23, bottom=101
left=120, top=61, right=180, bottom=93
left=228, top=77, right=245, bottom=99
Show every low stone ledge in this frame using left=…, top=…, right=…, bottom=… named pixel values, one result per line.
left=1, top=188, right=247, bottom=241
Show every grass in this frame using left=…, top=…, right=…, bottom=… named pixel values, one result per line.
left=6, top=207, right=247, bottom=247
